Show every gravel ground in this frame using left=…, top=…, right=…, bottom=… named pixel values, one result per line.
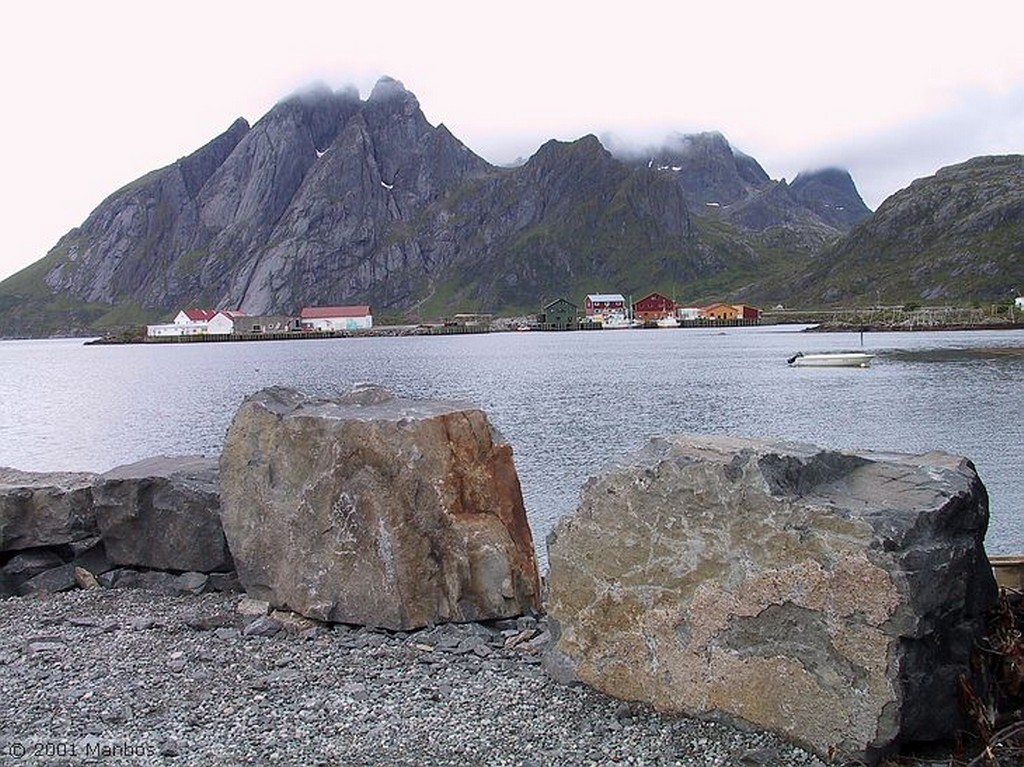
left=0, top=588, right=828, bottom=767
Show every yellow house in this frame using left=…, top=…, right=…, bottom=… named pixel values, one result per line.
left=701, top=303, right=741, bottom=321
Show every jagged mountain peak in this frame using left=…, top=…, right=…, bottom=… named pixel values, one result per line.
left=790, top=167, right=872, bottom=227
left=368, top=75, right=416, bottom=105
left=0, top=77, right=885, bottom=337
left=663, top=130, right=730, bottom=155
left=534, top=134, right=608, bottom=159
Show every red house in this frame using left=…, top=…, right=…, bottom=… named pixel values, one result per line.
left=735, top=304, right=761, bottom=320
left=632, top=292, right=676, bottom=322
left=583, top=293, right=626, bottom=317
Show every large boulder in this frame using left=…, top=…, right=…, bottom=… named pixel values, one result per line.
left=93, top=455, right=231, bottom=572
left=219, top=385, right=541, bottom=630
left=545, top=435, right=997, bottom=765
left=0, top=468, right=98, bottom=551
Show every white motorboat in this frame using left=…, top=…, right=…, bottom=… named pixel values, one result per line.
left=655, top=316, right=680, bottom=328
left=787, top=352, right=874, bottom=368
left=602, top=312, right=642, bottom=329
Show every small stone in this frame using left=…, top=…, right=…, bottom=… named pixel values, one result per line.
left=186, top=613, right=236, bottom=631
left=73, top=566, right=100, bottom=589
left=67, top=616, right=101, bottom=627
left=270, top=609, right=319, bottom=635
left=159, top=740, right=180, bottom=757
left=242, top=615, right=282, bottom=638
left=237, top=596, right=271, bottom=617
left=504, top=628, right=538, bottom=649
left=26, top=638, right=67, bottom=654
left=101, top=706, right=129, bottom=724
left=208, top=571, right=242, bottom=592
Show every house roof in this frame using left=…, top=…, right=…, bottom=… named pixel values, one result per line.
left=544, top=298, right=577, bottom=310
left=300, top=306, right=372, bottom=319
left=181, top=308, right=217, bottom=322
left=213, top=310, right=247, bottom=319
left=585, top=293, right=625, bottom=303
left=634, top=292, right=674, bottom=304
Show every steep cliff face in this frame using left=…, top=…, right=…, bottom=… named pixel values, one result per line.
left=43, top=117, right=251, bottom=306
left=790, top=155, right=1024, bottom=304
left=635, top=131, right=771, bottom=209
left=1, top=77, right=878, bottom=335
left=219, top=78, right=493, bottom=314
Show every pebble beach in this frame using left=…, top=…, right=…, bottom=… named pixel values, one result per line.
left=0, top=588, right=829, bottom=767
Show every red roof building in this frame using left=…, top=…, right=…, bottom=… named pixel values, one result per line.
left=175, top=308, right=218, bottom=324
left=583, top=294, right=626, bottom=317
left=632, top=292, right=676, bottom=321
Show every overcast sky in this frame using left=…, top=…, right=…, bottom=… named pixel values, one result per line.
left=1, top=0, right=1022, bottom=281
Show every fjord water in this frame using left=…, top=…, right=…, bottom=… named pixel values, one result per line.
left=2, top=326, right=1021, bottom=568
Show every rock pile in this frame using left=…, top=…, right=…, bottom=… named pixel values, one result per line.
left=3, top=385, right=541, bottom=636
left=545, top=435, right=997, bottom=765
left=1, top=459, right=234, bottom=599
left=2, top=393, right=1005, bottom=764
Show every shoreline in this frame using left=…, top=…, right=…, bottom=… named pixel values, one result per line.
left=40, top=318, right=1024, bottom=346
left=0, top=587, right=828, bottom=767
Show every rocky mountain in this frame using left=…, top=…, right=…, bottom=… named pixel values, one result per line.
left=779, top=155, right=1024, bottom=305
left=616, top=133, right=870, bottom=240
left=1, top=77, right=875, bottom=336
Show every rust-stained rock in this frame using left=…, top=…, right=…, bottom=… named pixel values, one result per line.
left=219, top=385, right=541, bottom=630
left=544, top=435, right=997, bottom=765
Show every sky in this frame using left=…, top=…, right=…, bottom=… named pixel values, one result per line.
left=1, top=0, right=1022, bottom=281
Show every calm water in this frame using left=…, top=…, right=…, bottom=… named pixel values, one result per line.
left=1, top=326, right=1022, bottom=569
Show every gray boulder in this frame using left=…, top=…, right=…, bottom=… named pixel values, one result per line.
left=545, top=435, right=996, bottom=765
left=0, top=468, right=98, bottom=551
left=20, top=562, right=78, bottom=594
left=93, top=456, right=231, bottom=573
left=2, top=549, right=65, bottom=580
left=219, top=385, right=541, bottom=630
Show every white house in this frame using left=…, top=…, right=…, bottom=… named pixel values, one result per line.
left=1016, top=296, right=1024, bottom=310
left=300, top=305, right=373, bottom=331
left=147, top=308, right=218, bottom=337
left=206, top=310, right=248, bottom=335
left=173, top=308, right=217, bottom=325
